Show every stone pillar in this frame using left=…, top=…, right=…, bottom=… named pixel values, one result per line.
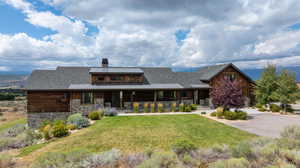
left=154, top=91, right=157, bottom=102
left=194, top=90, right=198, bottom=104
left=120, top=91, right=123, bottom=109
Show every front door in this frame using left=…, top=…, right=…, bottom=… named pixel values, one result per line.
left=111, top=92, right=120, bottom=107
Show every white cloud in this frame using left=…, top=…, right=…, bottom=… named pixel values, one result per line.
left=2, top=0, right=300, bottom=71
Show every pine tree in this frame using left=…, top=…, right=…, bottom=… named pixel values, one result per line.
left=210, top=77, right=245, bottom=110
left=255, top=65, right=278, bottom=105
left=271, top=70, right=299, bottom=112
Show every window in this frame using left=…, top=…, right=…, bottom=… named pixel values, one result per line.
left=225, top=72, right=236, bottom=82
left=81, top=92, right=93, bottom=104
left=110, top=76, right=123, bottom=81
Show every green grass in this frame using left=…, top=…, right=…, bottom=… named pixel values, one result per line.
left=0, top=118, right=26, bottom=133
left=18, top=143, right=49, bottom=157
left=29, top=115, right=256, bottom=156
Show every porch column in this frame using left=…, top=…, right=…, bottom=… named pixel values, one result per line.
left=154, top=90, right=157, bottom=102
left=194, top=90, right=198, bottom=104
left=120, top=91, right=123, bottom=109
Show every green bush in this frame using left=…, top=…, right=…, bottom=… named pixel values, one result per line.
left=143, top=103, right=149, bottom=113
left=184, top=105, right=192, bottom=112
left=258, top=107, right=267, bottom=112
left=81, top=149, right=121, bottom=168
left=201, top=112, right=206, bottom=115
left=235, top=111, right=248, bottom=120
left=172, top=139, right=197, bottom=155
left=224, top=111, right=237, bottom=120
left=0, top=93, right=16, bottom=101
left=158, top=103, right=163, bottom=113
left=232, top=141, right=254, bottom=160
left=190, top=104, right=197, bottom=110
left=216, top=111, right=224, bottom=119
left=255, top=104, right=263, bottom=109
left=171, top=103, right=176, bottom=112
left=281, top=125, right=300, bottom=140
left=210, top=112, right=217, bottom=117
left=179, top=103, right=185, bottom=112
left=67, top=113, right=90, bottom=129
left=42, top=124, right=52, bottom=140
left=270, top=104, right=281, bottom=112
left=150, top=104, right=155, bottom=113
left=133, top=102, right=139, bottom=113
left=88, top=111, right=102, bottom=120
left=52, top=120, right=68, bottom=138
left=67, top=124, right=76, bottom=130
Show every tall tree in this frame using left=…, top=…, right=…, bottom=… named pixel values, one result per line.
left=210, top=77, right=245, bottom=110
left=271, top=70, right=299, bottom=112
left=255, top=65, right=278, bottom=105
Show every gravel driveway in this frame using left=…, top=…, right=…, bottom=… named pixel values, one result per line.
left=226, top=112, right=300, bottom=138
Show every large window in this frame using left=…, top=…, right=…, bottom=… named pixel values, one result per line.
left=225, top=72, right=236, bottom=82
left=81, top=92, right=93, bottom=104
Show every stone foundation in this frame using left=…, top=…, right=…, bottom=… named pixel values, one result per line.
left=28, top=112, right=70, bottom=128
left=70, top=98, right=104, bottom=116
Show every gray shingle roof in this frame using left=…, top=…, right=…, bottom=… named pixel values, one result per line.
left=89, top=67, right=143, bottom=74
left=25, top=63, right=249, bottom=90
left=69, top=83, right=183, bottom=90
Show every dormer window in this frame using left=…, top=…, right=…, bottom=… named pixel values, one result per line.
left=225, top=72, right=236, bottom=82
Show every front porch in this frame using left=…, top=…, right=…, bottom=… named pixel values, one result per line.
left=70, top=89, right=210, bottom=114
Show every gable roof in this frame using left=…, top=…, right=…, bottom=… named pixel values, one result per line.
left=25, top=63, right=250, bottom=90
left=197, top=63, right=253, bottom=82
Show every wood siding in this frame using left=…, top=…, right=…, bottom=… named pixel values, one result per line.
left=210, top=66, right=253, bottom=98
left=91, top=74, right=144, bottom=85
left=27, top=91, right=70, bottom=113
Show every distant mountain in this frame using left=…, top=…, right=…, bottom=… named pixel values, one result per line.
left=0, top=74, right=28, bottom=88
left=173, top=66, right=300, bottom=81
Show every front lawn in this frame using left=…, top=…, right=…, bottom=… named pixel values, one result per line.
left=22, top=115, right=256, bottom=163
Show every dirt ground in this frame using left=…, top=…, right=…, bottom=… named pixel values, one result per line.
left=0, top=99, right=26, bottom=125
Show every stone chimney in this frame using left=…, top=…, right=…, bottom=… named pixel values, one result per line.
left=102, top=58, right=108, bottom=68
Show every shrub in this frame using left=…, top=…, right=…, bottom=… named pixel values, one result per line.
left=67, top=113, right=90, bottom=129
left=82, top=149, right=121, bottom=168
left=39, top=120, right=52, bottom=132
left=42, top=124, right=52, bottom=140
left=191, top=104, right=197, bottom=110
left=172, top=139, right=197, bottom=155
left=171, top=103, right=176, bottom=112
left=104, top=109, right=118, bottom=116
left=143, top=103, right=149, bottom=113
left=270, top=104, right=281, bottom=112
left=137, top=152, right=178, bottom=168
left=210, top=112, right=217, bottom=117
left=224, top=111, right=237, bottom=120
left=52, top=120, right=68, bottom=138
left=286, top=105, right=294, bottom=113
left=216, top=111, right=224, bottom=119
left=281, top=125, right=300, bottom=140
left=179, top=103, right=185, bottom=112
left=158, top=103, right=163, bottom=113
left=255, top=104, right=263, bottom=109
left=67, top=124, right=76, bottom=130
left=235, top=111, right=247, bottom=120
left=150, top=103, right=155, bottom=113
left=232, top=141, right=255, bottom=160
left=88, top=111, right=101, bottom=120
left=185, top=105, right=192, bottom=112
left=201, top=112, right=206, bottom=115
left=216, top=107, right=224, bottom=113
left=258, top=107, right=267, bottom=112
left=209, top=158, right=250, bottom=168
left=133, top=102, right=140, bottom=113
left=32, top=149, right=90, bottom=168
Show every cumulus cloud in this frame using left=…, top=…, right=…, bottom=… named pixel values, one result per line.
left=2, top=0, right=300, bottom=71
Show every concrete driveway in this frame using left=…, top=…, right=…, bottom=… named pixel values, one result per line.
left=226, top=112, right=300, bottom=138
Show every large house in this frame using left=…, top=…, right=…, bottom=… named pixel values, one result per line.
left=25, top=59, right=254, bottom=127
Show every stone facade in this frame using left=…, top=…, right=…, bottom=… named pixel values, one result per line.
left=28, top=112, right=70, bottom=128
left=70, top=98, right=104, bottom=116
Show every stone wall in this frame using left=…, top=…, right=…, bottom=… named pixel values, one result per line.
left=70, top=98, right=104, bottom=116
left=28, top=112, right=70, bottom=128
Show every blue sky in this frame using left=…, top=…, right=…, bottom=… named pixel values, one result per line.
left=1, top=0, right=300, bottom=72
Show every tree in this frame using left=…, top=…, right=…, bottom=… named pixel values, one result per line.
left=255, top=65, right=278, bottom=105
left=271, top=70, right=299, bottom=112
left=210, top=77, right=245, bottom=110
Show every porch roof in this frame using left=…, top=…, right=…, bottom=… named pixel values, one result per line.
left=68, top=83, right=184, bottom=90
left=190, top=84, right=211, bottom=89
